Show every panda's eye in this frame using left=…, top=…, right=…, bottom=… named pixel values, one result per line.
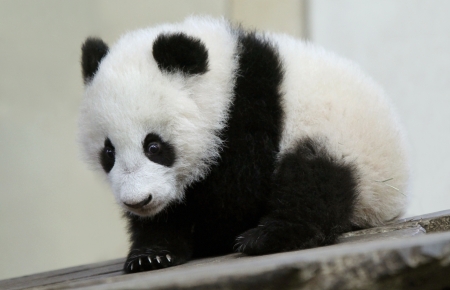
left=100, top=138, right=115, bottom=173
left=147, top=142, right=161, bottom=155
left=105, top=146, right=115, bottom=159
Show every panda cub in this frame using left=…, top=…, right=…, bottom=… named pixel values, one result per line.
left=79, top=16, right=409, bottom=273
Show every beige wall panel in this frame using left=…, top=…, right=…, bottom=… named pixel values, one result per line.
left=0, top=0, right=227, bottom=280
left=230, top=0, right=306, bottom=38
left=95, top=0, right=229, bottom=42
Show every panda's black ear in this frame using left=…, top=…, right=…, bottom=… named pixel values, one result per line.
left=152, top=33, right=209, bottom=75
left=81, top=37, right=109, bottom=84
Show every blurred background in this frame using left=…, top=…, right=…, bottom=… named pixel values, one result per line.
left=1, top=0, right=449, bottom=280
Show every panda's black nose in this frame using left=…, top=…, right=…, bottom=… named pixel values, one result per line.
left=123, top=195, right=153, bottom=209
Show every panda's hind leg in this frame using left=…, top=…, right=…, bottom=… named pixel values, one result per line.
left=235, top=137, right=358, bottom=255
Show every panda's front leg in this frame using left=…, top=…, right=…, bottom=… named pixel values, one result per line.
left=235, top=139, right=358, bottom=255
left=124, top=204, right=193, bottom=273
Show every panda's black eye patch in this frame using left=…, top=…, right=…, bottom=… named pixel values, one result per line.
left=100, top=138, right=115, bottom=173
left=143, top=133, right=175, bottom=167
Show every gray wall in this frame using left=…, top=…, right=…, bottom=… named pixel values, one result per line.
left=308, top=0, right=450, bottom=217
left=1, top=0, right=449, bottom=279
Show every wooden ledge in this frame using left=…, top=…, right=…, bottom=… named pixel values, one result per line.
left=2, top=210, right=450, bottom=290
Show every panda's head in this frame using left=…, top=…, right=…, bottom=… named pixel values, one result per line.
left=78, top=24, right=235, bottom=217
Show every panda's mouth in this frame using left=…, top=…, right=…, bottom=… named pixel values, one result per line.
left=124, top=199, right=167, bottom=217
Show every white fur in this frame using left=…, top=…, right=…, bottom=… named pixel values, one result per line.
left=268, top=33, right=410, bottom=226
left=79, top=17, right=237, bottom=215
left=79, top=16, right=409, bottom=223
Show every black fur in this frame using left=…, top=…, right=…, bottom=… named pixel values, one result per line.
left=99, top=138, right=115, bottom=173
left=152, top=33, right=208, bottom=75
left=187, top=31, right=285, bottom=257
left=235, top=138, right=358, bottom=255
left=81, top=37, right=109, bottom=84
left=143, top=133, right=176, bottom=167
left=124, top=30, right=358, bottom=273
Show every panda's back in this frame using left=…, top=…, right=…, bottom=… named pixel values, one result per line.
left=269, top=33, right=409, bottom=227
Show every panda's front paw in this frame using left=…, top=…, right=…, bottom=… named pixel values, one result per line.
left=124, top=248, right=176, bottom=273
